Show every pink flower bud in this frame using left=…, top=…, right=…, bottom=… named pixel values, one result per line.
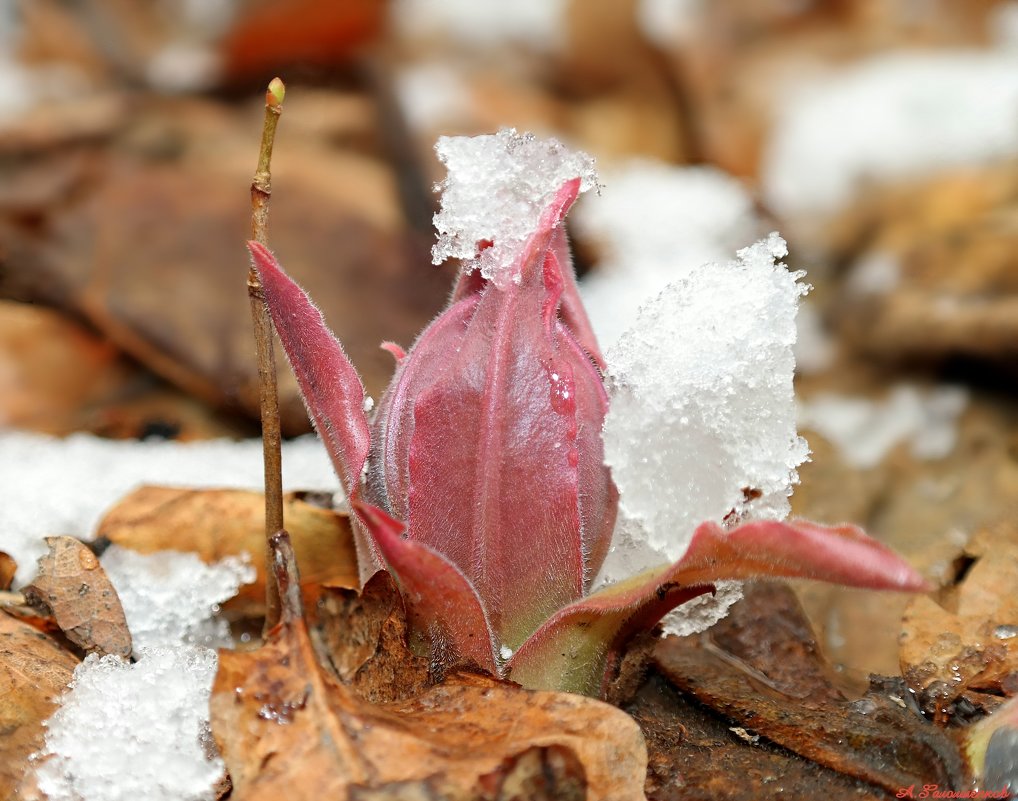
left=368, top=180, right=617, bottom=649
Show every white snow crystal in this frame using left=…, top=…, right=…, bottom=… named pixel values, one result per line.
left=603, top=233, right=809, bottom=562
left=432, top=129, right=598, bottom=287
left=593, top=512, right=670, bottom=589
left=101, top=546, right=254, bottom=652
left=575, top=161, right=759, bottom=350
left=0, top=431, right=338, bottom=586
left=391, top=0, right=569, bottom=52
left=763, top=50, right=1018, bottom=220
left=593, top=513, right=744, bottom=638
left=798, top=385, right=968, bottom=469
left=660, top=581, right=744, bottom=638
left=35, top=646, right=224, bottom=801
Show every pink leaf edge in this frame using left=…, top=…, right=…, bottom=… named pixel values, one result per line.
left=353, top=500, right=499, bottom=675
left=507, top=518, right=929, bottom=695
left=247, top=241, right=371, bottom=495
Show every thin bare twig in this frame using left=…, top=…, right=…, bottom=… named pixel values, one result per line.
left=250, top=77, right=286, bottom=631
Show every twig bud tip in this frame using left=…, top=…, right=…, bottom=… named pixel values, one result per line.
left=266, top=77, right=286, bottom=108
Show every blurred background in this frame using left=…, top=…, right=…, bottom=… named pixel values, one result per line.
left=1, top=0, right=1016, bottom=688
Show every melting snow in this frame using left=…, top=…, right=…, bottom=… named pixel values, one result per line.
left=432, top=128, right=598, bottom=287
left=101, top=546, right=255, bottom=652
left=35, top=647, right=224, bottom=801
left=602, top=233, right=809, bottom=563
left=575, top=160, right=759, bottom=350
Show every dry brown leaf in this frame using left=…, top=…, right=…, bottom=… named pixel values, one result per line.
left=22, top=536, right=131, bottom=658
left=0, top=552, right=15, bottom=591
left=0, top=612, right=79, bottom=797
left=211, top=532, right=648, bottom=801
left=0, top=301, right=133, bottom=435
left=900, top=523, right=1018, bottom=719
left=311, top=571, right=430, bottom=705
left=651, top=582, right=967, bottom=797
left=97, top=486, right=357, bottom=617
left=2, top=96, right=453, bottom=433
left=0, top=300, right=249, bottom=440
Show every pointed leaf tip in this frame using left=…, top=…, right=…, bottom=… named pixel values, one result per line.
left=247, top=241, right=370, bottom=496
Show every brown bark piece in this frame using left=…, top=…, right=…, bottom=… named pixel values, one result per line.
left=22, top=536, right=132, bottom=658
left=651, top=582, right=967, bottom=797
left=211, top=532, right=648, bottom=801
left=96, top=486, right=357, bottom=618
left=0, top=612, right=79, bottom=798
left=0, top=552, right=15, bottom=591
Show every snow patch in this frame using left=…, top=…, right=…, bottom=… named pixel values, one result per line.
left=101, top=546, right=254, bottom=652
left=603, top=233, right=809, bottom=563
left=0, top=432, right=338, bottom=586
left=661, top=581, right=744, bottom=638
left=794, top=300, right=836, bottom=375
left=391, top=0, right=569, bottom=52
left=763, top=50, right=1018, bottom=219
left=637, top=0, right=706, bottom=47
left=798, top=385, right=969, bottom=469
left=35, top=647, right=224, bottom=801
left=575, top=160, right=759, bottom=350
left=432, top=129, right=598, bottom=287
left=395, top=62, right=473, bottom=134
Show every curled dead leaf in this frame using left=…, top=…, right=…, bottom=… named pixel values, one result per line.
left=211, top=533, right=648, bottom=801
left=0, top=612, right=79, bottom=797
left=96, top=486, right=357, bottom=617
left=22, top=536, right=131, bottom=659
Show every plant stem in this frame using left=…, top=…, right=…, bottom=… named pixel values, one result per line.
left=250, top=77, right=286, bottom=631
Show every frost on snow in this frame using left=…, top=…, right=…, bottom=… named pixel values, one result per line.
left=0, top=432, right=338, bottom=586
left=101, top=546, right=254, bottom=652
left=798, top=385, right=969, bottom=469
left=602, top=233, right=809, bottom=566
left=762, top=50, right=1018, bottom=219
left=432, top=128, right=598, bottom=287
left=35, top=647, right=224, bottom=801
left=575, top=160, right=759, bottom=350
